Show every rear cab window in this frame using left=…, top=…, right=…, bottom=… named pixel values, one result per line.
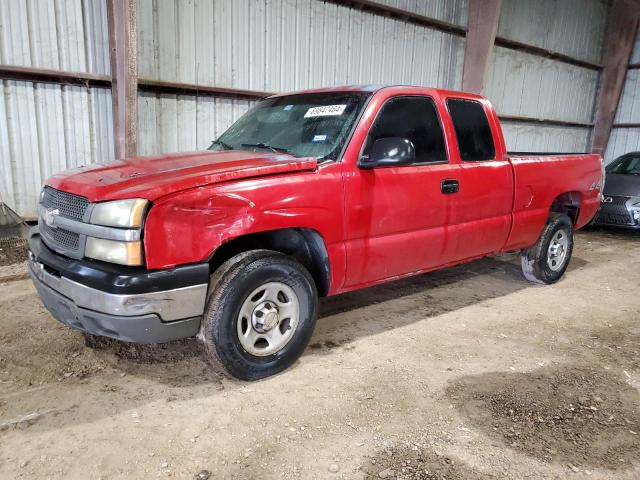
left=362, top=95, right=448, bottom=165
left=446, top=98, right=495, bottom=161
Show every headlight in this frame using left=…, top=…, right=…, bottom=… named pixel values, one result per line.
left=626, top=196, right=640, bottom=221
left=85, top=238, right=143, bottom=266
left=90, top=199, right=148, bottom=228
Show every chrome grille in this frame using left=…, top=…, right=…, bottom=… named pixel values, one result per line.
left=41, top=187, right=89, bottom=221
left=40, top=223, right=80, bottom=250
left=39, top=187, right=89, bottom=258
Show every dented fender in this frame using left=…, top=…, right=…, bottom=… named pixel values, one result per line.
left=143, top=164, right=346, bottom=277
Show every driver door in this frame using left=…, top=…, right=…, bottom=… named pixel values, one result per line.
left=342, top=95, right=460, bottom=288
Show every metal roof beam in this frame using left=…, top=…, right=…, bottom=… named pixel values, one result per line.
left=462, top=0, right=502, bottom=94
left=107, top=0, right=138, bottom=159
left=592, top=0, right=640, bottom=154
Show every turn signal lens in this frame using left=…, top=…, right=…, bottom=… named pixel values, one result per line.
left=85, top=238, right=143, bottom=266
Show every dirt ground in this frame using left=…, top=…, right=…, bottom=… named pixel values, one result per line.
left=0, top=227, right=639, bottom=479
left=0, top=237, right=28, bottom=267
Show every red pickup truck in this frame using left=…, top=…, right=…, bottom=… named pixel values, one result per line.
left=28, top=85, right=603, bottom=380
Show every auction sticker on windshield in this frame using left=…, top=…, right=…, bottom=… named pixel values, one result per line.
left=304, top=105, right=347, bottom=118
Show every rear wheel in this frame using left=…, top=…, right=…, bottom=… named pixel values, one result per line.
left=521, top=213, right=574, bottom=284
left=198, top=250, right=318, bottom=381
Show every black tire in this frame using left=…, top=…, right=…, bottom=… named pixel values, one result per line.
left=520, top=213, right=574, bottom=284
left=198, top=250, right=318, bottom=381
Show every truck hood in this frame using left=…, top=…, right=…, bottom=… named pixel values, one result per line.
left=47, top=150, right=318, bottom=202
left=603, top=173, right=640, bottom=197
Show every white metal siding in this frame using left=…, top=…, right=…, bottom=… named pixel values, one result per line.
left=0, top=81, right=114, bottom=218
left=486, top=47, right=598, bottom=124
left=0, top=0, right=112, bottom=217
left=605, top=128, right=640, bottom=164
left=489, top=0, right=609, bottom=153
left=136, top=0, right=464, bottom=91
left=501, top=122, right=591, bottom=153
left=368, top=0, right=468, bottom=26
left=614, top=69, right=640, bottom=124
left=485, top=46, right=599, bottom=153
left=497, top=0, right=607, bottom=64
left=137, top=91, right=255, bottom=156
left=137, top=0, right=466, bottom=156
left=0, top=0, right=110, bottom=74
left=605, top=31, right=640, bottom=163
left=631, top=28, right=640, bottom=64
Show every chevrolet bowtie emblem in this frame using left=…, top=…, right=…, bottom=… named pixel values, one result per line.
left=44, top=208, right=59, bottom=228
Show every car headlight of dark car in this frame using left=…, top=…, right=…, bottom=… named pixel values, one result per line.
left=626, top=196, right=640, bottom=221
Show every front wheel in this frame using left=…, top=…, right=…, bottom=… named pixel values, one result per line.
left=520, top=213, right=574, bottom=284
left=198, top=250, right=318, bottom=381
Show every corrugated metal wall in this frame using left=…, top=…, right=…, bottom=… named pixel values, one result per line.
left=500, top=123, right=592, bottom=154
left=487, top=0, right=607, bottom=153
left=496, top=0, right=607, bottom=65
left=137, top=92, right=255, bottom=155
left=368, top=0, right=468, bottom=26
left=0, top=0, right=626, bottom=217
left=136, top=0, right=466, bottom=154
left=486, top=47, right=598, bottom=124
left=0, top=0, right=113, bottom=217
left=605, top=30, right=640, bottom=164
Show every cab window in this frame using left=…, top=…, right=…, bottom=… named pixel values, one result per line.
left=362, top=96, right=448, bottom=165
left=446, top=98, right=495, bottom=161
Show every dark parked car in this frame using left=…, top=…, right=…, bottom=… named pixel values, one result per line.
left=592, top=152, right=640, bottom=229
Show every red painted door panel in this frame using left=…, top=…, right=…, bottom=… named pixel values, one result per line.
left=343, top=163, right=459, bottom=287
left=442, top=161, right=513, bottom=261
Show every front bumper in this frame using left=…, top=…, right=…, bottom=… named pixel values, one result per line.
left=28, top=230, right=209, bottom=343
left=592, top=204, right=640, bottom=229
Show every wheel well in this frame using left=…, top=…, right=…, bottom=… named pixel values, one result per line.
left=209, top=228, right=331, bottom=297
left=550, top=192, right=581, bottom=224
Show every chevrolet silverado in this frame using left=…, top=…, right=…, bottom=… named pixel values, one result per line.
left=28, top=85, right=603, bottom=380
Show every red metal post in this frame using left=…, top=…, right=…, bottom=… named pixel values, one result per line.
left=462, top=0, right=502, bottom=94
left=107, top=0, right=138, bottom=159
left=591, top=0, right=640, bottom=154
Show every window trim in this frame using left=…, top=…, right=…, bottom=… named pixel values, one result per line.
left=358, top=94, right=450, bottom=168
left=445, top=97, right=496, bottom=162
left=331, top=92, right=376, bottom=165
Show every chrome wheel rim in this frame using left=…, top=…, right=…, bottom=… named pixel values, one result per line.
left=236, top=282, right=300, bottom=356
left=547, top=229, right=569, bottom=271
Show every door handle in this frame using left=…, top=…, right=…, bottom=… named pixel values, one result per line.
left=441, top=179, right=459, bottom=194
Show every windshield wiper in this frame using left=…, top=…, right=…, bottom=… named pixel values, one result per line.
left=241, top=142, right=290, bottom=154
left=210, top=139, right=233, bottom=150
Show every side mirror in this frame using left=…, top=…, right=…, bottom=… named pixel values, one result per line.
left=358, top=137, right=416, bottom=169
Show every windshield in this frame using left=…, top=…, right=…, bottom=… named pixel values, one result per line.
left=606, top=153, right=640, bottom=175
left=209, top=92, right=371, bottom=161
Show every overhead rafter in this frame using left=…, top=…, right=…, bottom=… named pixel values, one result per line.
left=107, top=0, right=138, bottom=159
left=591, top=0, right=640, bottom=154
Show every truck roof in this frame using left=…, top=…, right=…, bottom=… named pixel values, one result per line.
left=269, top=84, right=487, bottom=101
